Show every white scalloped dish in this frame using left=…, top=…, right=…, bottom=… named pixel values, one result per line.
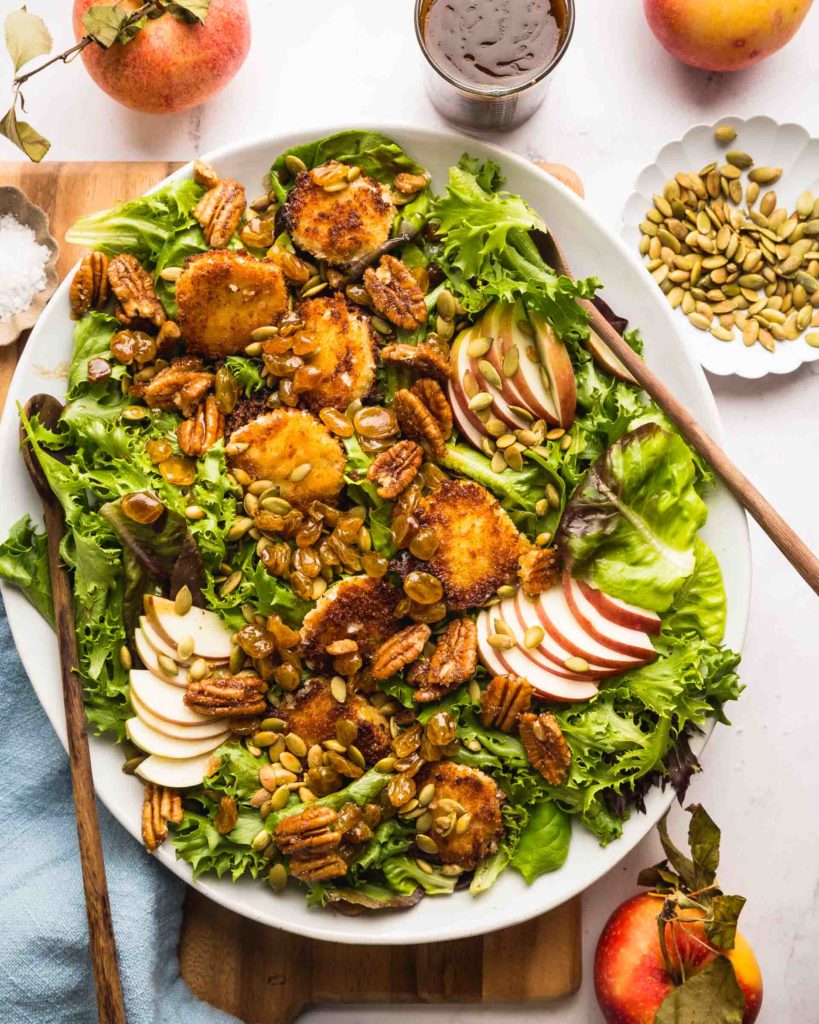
left=622, top=116, right=819, bottom=379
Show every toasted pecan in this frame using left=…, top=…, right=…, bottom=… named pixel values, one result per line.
left=177, top=395, right=225, bottom=457
left=394, top=387, right=446, bottom=460
left=70, top=251, right=109, bottom=319
left=518, top=546, right=561, bottom=596
left=214, top=795, right=239, bottom=836
left=367, top=440, right=424, bottom=499
left=412, top=378, right=453, bottom=440
left=481, top=674, right=533, bottom=732
left=141, top=358, right=214, bottom=418
left=194, top=178, right=246, bottom=248
left=141, top=782, right=182, bottom=853
left=364, top=255, right=427, bottom=330
left=107, top=253, right=166, bottom=329
left=414, top=618, right=477, bottom=702
left=274, top=805, right=340, bottom=858
left=379, top=340, right=451, bottom=384
left=371, top=622, right=431, bottom=680
left=184, top=675, right=267, bottom=718
left=519, top=712, right=571, bottom=786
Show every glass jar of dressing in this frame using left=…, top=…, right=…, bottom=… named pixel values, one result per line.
left=415, top=0, right=575, bottom=132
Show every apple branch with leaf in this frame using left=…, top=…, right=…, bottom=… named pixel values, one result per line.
left=2, top=0, right=211, bottom=162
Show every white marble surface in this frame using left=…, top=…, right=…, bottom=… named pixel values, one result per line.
left=4, top=0, right=819, bottom=1020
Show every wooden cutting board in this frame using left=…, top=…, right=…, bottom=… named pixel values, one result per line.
left=0, top=160, right=582, bottom=1022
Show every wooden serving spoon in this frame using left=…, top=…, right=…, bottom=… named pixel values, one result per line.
left=20, top=394, right=127, bottom=1024
left=537, top=231, right=819, bottom=595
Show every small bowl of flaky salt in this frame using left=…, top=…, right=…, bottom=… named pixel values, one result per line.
left=0, top=187, right=59, bottom=346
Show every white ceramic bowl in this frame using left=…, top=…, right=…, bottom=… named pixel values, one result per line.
left=0, top=125, right=750, bottom=944
left=622, top=115, right=819, bottom=380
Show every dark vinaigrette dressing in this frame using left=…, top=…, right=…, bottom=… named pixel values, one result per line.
left=420, top=0, right=568, bottom=89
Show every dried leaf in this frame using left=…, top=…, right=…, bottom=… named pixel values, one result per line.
left=654, top=956, right=745, bottom=1024
left=4, top=7, right=52, bottom=72
left=82, top=5, right=144, bottom=47
left=656, top=811, right=696, bottom=890
left=165, top=0, right=211, bottom=24
left=0, top=105, right=50, bottom=162
left=687, top=803, right=720, bottom=888
left=636, top=863, right=680, bottom=891
left=705, top=894, right=746, bottom=951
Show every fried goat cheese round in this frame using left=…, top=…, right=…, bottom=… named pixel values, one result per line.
left=278, top=678, right=390, bottom=765
left=410, top=479, right=528, bottom=610
left=297, top=293, right=377, bottom=412
left=415, top=762, right=504, bottom=870
left=227, top=408, right=345, bottom=508
left=299, top=575, right=402, bottom=669
left=176, top=249, right=288, bottom=359
left=285, top=164, right=395, bottom=266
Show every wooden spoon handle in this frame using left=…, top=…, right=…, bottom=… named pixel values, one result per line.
left=43, top=503, right=127, bottom=1024
left=582, top=300, right=819, bottom=595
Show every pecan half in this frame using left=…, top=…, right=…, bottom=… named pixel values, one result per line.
left=193, top=158, right=220, bottom=190
left=415, top=618, right=478, bottom=702
left=177, top=395, right=225, bottom=457
left=70, top=251, right=109, bottom=319
left=214, top=795, right=239, bottom=836
left=394, top=387, right=446, bottom=460
left=380, top=341, right=450, bottom=384
left=481, top=674, right=533, bottom=732
left=184, top=675, right=267, bottom=717
left=275, top=805, right=341, bottom=858
left=393, top=172, right=429, bottom=195
left=371, top=622, right=431, bottom=680
left=367, top=439, right=424, bottom=499
left=140, top=358, right=214, bottom=418
left=155, top=320, right=181, bottom=356
left=412, top=378, right=453, bottom=440
left=195, top=179, right=246, bottom=248
left=290, top=850, right=349, bottom=881
left=107, top=253, right=166, bottom=329
left=141, top=782, right=182, bottom=853
left=364, top=255, right=427, bottom=330
left=518, top=546, right=561, bottom=596
left=519, top=712, right=571, bottom=786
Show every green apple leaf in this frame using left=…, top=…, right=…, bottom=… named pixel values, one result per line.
left=82, top=5, right=145, bottom=48
left=165, top=0, right=211, bottom=24
left=4, top=7, right=52, bottom=72
left=705, top=894, right=747, bottom=951
left=687, top=803, right=720, bottom=888
left=654, top=955, right=745, bottom=1024
left=0, top=105, right=50, bottom=162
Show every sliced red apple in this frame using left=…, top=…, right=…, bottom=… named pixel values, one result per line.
left=146, top=595, right=232, bottom=662
left=490, top=301, right=561, bottom=425
left=577, top=580, right=661, bottom=635
left=562, top=575, right=658, bottom=660
left=134, top=627, right=189, bottom=687
left=126, top=716, right=229, bottom=760
left=453, top=320, right=530, bottom=431
left=136, top=751, right=216, bottom=789
left=130, top=669, right=218, bottom=727
left=131, top=693, right=228, bottom=741
left=529, top=310, right=577, bottom=427
left=448, top=336, right=491, bottom=449
left=585, top=327, right=637, bottom=385
left=532, top=586, right=644, bottom=671
left=476, top=612, right=599, bottom=703
left=139, top=615, right=192, bottom=666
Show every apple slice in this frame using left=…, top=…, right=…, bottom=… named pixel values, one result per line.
left=130, top=669, right=214, bottom=726
left=563, top=575, right=657, bottom=660
left=476, top=612, right=598, bottom=703
left=585, top=327, right=638, bottom=385
left=139, top=615, right=191, bottom=666
left=529, top=310, right=577, bottom=427
left=577, top=580, right=661, bottom=635
left=532, top=586, right=643, bottom=671
left=126, top=716, right=229, bottom=759
left=134, top=627, right=189, bottom=687
left=448, top=333, right=492, bottom=449
left=490, top=301, right=561, bottom=424
left=146, top=595, right=232, bottom=662
left=454, top=320, right=530, bottom=431
left=131, top=692, right=228, bottom=741
left=136, top=751, right=216, bottom=789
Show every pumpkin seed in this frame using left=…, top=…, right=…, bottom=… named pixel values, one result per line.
left=711, top=325, right=734, bottom=342
left=749, top=166, right=782, bottom=185
left=330, top=676, right=347, bottom=702
left=467, top=335, right=492, bottom=358
left=524, top=625, right=545, bottom=649
left=806, top=332, right=819, bottom=347
left=502, top=346, right=520, bottom=377
left=688, top=312, right=712, bottom=331
left=437, top=289, right=456, bottom=320
left=159, top=266, right=182, bottom=282
left=488, top=633, right=516, bottom=650
left=289, top=462, right=312, bottom=482
left=545, top=483, right=560, bottom=508
left=725, top=150, right=753, bottom=169
left=715, top=125, right=736, bottom=143
left=158, top=654, right=177, bottom=676
left=176, top=635, right=195, bottom=661
left=174, top=585, right=193, bottom=615
left=119, top=645, right=132, bottom=671
left=455, top=812, right=473, bottom=834
left=477, top=359, right=501, bottom=388
left=268, top=863, right=288, bottom=891
left=564, top=656, right=590, bottom=673
left=468, top=392, right=494, bottom=412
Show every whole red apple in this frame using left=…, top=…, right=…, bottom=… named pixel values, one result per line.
left=594, top=893, right=763, bottom=1024
left=72, top=0, right=251, bottom=114
left=643, top=0, right=812, bottom=72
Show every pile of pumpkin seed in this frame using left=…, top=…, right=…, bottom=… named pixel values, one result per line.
left=639, top=123, right=819, bottom=352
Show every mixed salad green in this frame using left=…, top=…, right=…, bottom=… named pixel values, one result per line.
left=0, top=131, right=741, bottom=910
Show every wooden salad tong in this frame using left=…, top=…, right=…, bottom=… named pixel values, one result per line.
left=538, top=230, right=819, bottom=595
left=20, top=394, right=127, bottom=1024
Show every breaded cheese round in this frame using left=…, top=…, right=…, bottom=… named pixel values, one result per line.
left=411, top=480, right=527, bottom=610
left=279, top=678, right=391, bottom=765
left=299, top=575, right=402, bottom=668
left=285, top=168, right=395, bottom=266
left=176, top=249, right=288, bottom=359
left=415, top=761, right=505, bottom=870
left=297, top=293, right=377, bottom=412
left=228, top=408, right=345, bottom=508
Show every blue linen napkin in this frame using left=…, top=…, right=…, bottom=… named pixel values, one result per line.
left=0, top=598, right=240, bottom=1024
